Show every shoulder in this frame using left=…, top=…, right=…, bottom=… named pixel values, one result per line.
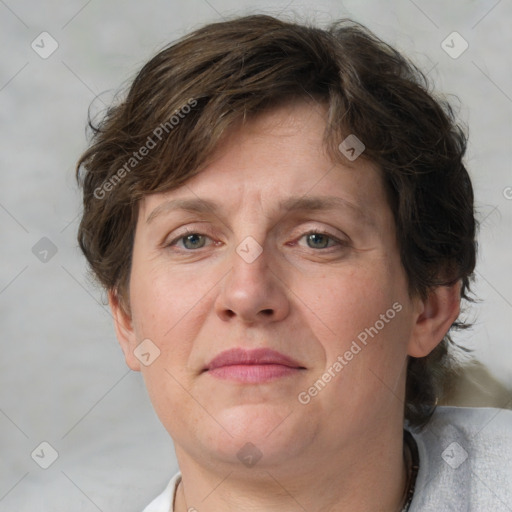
left=408, top=406, right=512, bottom=511
left=423, top=405, right=512, bottom=447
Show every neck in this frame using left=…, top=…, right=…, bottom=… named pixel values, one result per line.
left=173, top=423, right=408, bottom=512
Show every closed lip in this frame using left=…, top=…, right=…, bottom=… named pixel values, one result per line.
left=203, top=347, right=305, bottom=371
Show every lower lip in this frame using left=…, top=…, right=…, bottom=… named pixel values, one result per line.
left=207, top=364, right=301, bottom=383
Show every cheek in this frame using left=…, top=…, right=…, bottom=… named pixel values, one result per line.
left=296, top=265, right=401, bottom=345
left=141, top=365, right=201, bottom=442
left=128, top=258, right=206, bottom=341
left=310, top=271, right=410, bottom=415
left=130, top=266, right=205, bottom=431
left=302, top=261, right=412, bottom=403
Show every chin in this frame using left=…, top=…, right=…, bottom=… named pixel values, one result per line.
left=204, top=404, right=312, bottom=464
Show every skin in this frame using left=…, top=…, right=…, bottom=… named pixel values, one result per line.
left=110, top=100, right=461, bottom=511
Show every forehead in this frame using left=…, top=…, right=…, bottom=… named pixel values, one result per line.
left=139, top=100, right=389, bottom=225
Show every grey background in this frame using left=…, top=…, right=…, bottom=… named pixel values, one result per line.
left=1, top=0, right=511, bottom=510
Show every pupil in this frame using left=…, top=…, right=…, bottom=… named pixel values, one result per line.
left=186, top=234, right=203, bottom=248
left=310, top=234, right=327, bottom=248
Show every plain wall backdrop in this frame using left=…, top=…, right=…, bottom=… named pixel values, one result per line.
left=1, top=0, right=511, bottom=510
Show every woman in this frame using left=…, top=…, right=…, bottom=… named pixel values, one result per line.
left=76, top=14, right=512, bottom=511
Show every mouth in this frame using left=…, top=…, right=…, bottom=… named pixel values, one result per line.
left=203, top=347, right=306, bottom=383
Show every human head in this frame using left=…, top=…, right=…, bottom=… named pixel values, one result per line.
left=76, top=14, right=476, bottom=429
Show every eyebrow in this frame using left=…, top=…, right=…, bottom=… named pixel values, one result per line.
left=146, top=195, right=373, bottom=225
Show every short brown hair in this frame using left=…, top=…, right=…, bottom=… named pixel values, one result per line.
left=76, top=14, right=476, bottom=429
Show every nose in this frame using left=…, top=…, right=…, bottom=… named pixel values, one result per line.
left=214, top=239, right=290, bottom=325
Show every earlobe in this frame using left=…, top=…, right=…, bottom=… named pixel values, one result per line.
left=407, top=281, right=461, bottom=358
left=108, top=289, right=141, bottom=372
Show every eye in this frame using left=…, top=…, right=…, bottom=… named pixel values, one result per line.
left=298, top=230, right=347, bottom=250
left=166, top=229, right=213, bottom=250
left=164, top=228, right=348, bottom=253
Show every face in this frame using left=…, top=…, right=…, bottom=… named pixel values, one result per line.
left=111, top=100, right=449, bottom=473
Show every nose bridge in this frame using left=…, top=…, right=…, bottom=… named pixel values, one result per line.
left=214, top=221, right=289, bottom=323
left=230, top=232, right=269, bottom=292
left=230, top=196, right=270, bottom=270
left=229, top=194, right=274, bottom=281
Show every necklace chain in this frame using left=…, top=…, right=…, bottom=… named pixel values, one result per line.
left=400, top=429, right=420, bottom=511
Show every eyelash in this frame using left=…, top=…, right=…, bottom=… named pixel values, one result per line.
left=164, top=228, right=348, bottom=252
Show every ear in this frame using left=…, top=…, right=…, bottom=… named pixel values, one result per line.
left=407, top=281, right=461, bottom=358
left=108, top=289, right=141, bottom=371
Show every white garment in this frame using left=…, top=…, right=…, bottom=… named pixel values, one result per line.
left=142, top=473, right=181, bottom=512
left=142, top=406, right=512, bottom=512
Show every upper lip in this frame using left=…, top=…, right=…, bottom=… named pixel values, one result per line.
left=204, top=347, right=304, bottom=371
